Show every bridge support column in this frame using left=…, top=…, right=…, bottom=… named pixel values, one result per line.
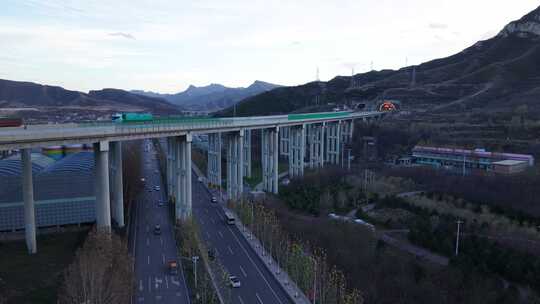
left=341, top=120, right=354, bottom=144
left=262, top=127, right=279, bottom=193
left=243, top=130, right=251, bottom=178
left=207, top=133, right=222, bottom=188
left=166, top=138, right=173, bottom=198
left=226, top=130, right=243, bottom=201
left=22, top=149, right=36, bottom=254
left=175, top=135, right=192, bottom=220
left=289, top=125, right=305, bottom=178
left=94, top=141, right=111, bottom=233
left=326, top=122, right=341, bottom=165
left=280, top=127, right=290, bottom=157
left=110, top=141, right=124, bottom=228
left=308, top=123, right=325, bottom=169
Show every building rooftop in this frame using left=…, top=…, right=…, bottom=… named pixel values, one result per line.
left=0, top=152, right=94, bottom=204
left=492, top=159, right=527, bottom=166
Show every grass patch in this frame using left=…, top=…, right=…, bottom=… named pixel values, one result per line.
left=0, top=230, right=88, bottom=303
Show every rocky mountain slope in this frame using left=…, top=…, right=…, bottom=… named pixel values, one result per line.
left=222, top=5, right=540, bottom=118
left=133, top=80, right=280, bottom=111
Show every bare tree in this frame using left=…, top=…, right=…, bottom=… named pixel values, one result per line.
left=58, top=229, right=134, bottom=304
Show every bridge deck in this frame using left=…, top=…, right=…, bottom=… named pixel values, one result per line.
left=0, top=111, right=382, bottom=150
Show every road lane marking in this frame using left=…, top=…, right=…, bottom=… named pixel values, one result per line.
left=216, top=210, right=224, bottom=221
left=200, top=218, right=205, bottom=225
left=148, top=277, right=151, bottom=292
left=228, top=246, right=234, bottom=255
left=256, top=293, right=264, bottom=304
left=162, top=254, right=165, bottom=264
left=165, top=276, right=169, bottom=289
left=160, top=236, right=163, bottom=246
left=218, top=231, right=223, bottom=238
left=139, top=280, right=143, bottom=291
left=227, top=226, right=284, bottom=304
left=239, top=265, right=247, bottom=278
left=238, top=296, right=245, bottom=304
left=147, top=255, right=150, bottom=265
left=206, top=231, right=211, bottom=238
left=211, top=218, right=215, bottom=224
left=146, top=237, right=149, bottom=246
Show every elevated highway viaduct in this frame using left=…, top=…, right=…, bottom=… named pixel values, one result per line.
left=0, top=111, right=385, bottom=253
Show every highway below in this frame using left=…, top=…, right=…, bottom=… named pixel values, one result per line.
left=191, top=172, right=292, bottom=304
left=131, top=139, right=191, bottom=304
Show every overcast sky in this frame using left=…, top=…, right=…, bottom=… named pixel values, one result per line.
left=1, top=0, right=538, bottom=93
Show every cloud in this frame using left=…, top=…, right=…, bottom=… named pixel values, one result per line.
left=428, top=22, right=448, bottom=30
left=108, top=32, right=136, bottom=40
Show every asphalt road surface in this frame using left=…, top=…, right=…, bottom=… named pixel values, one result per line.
left=131, top=140, right=191, bottom=304
left=191, top=172, right=293, bottom=304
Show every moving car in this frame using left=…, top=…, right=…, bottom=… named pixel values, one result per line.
left=224, top=211, right=235, bottom=225
left=168, top=260, right=178, bottom=275
left=229, top=275, right=241, bottom=288
left=210, top=196, right=217, bottom=204
left=154, top=224, right=161, bottom=235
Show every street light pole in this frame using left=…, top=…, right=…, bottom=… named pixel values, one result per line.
left=455, top=220, right=463, bottom=256
left=192, top=256, right=199, bottom=289
left=312, top=257, right=317, bottom=304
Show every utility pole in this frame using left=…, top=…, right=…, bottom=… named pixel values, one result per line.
left=455, top=220, right=463, bottom=256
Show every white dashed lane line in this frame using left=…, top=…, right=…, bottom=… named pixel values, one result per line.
left=239, top=265, right=247, bottom=278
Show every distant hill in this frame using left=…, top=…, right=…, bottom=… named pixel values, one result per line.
left=133, top=80, right=281, bottom=111
left=0, top=79, right=179, bottom=121
left=221, top=5, right=540, bottom=118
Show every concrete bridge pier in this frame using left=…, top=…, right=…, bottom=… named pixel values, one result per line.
left=341, top=120, right=354, bottom=144
left=226, top=130, right=244, bottom=201
left=110, top=141, right=124, bottom=228
left=166, top=138, right=173, bottom=199
left=325, top=121, right=341, bottom=165
left=243, top=129, right=252, bottom=178
left=308, top=123, right=325, bottom=169
left=261, top=127, right=279, bottom=193
left=22, top=148, right=36, bottom=254
left=93, top=141, right=111, bottom=233
left=289, top=124, right=305, bottom=178
left=207, top=133, right=222, bottom=187
left=175, top=135, right=192, bottom=220
left=279, top=127, right=290, bottom=157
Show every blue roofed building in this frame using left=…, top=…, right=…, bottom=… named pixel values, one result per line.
left=0, top=152, right=96, bottom=231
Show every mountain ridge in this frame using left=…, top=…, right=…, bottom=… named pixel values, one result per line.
left=220, top=5, right=540, bottom=118
left=0, top=79, right=180, bottom=116
left=132, top=80, right=281, bottom=111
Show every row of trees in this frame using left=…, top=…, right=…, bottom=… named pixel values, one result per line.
left=176, top=219, right=220, bottom=304
left=58, top=229, right=134, bottom=304
left=232, top=200, right=363, bottom=304
left=386, top=166, right=540, bottom=221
